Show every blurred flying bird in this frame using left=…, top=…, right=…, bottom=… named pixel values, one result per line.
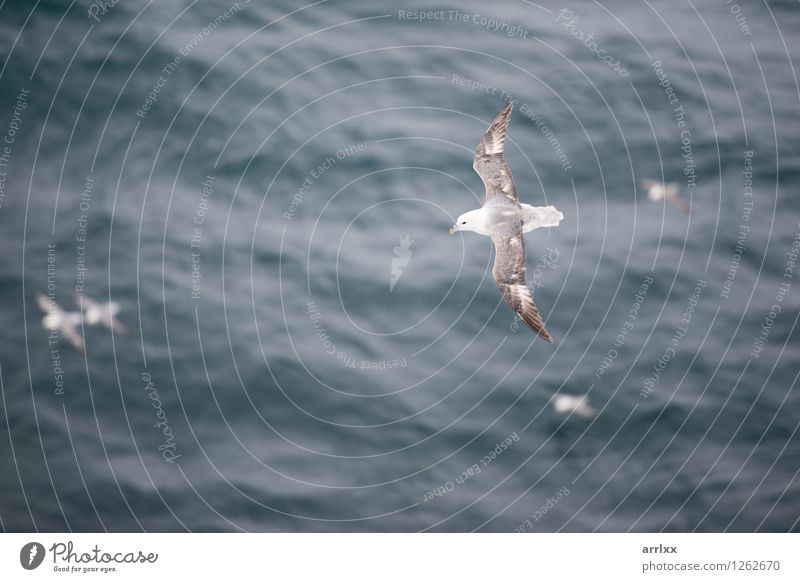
left=390, top=234, right=413, bottom=292
left=553, top=394, right=596, bottom=418
left=641, top=179, right=689, bottom=213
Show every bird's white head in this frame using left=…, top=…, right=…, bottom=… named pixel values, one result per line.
left=449, top=209, right=487, bottom=235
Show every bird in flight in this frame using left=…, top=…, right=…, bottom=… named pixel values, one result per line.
left=36, top=292, right=85, bottom=352
left=640, top=179, right=689, bottom=213
left=553, top=394, right=597, bottom=418
left=450, top=103, right=563, bottom=341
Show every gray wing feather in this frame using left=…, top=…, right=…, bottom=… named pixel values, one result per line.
left=61, top=322, right=85, bottom=352
left=491, top=227, right=552, bottom=342
left=35, top=292, right=53, bottom=314
left=473, top=103, right=518, bottom=204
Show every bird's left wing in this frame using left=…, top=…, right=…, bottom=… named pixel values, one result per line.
left=491, top=228, right=552, bottom=342
left=109, top=306, right=128, bottom=335
left=61, top=320, right=85, bottom=352
left=665, top=186, right=690, bottom=214
left=35, top=292, right=53, bottom=314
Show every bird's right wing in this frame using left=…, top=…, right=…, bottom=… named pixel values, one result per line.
left=35, top=292, right=52, bottom=314
left=473, top=103, right=518, bottom=203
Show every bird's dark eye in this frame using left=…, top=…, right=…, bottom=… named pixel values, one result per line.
left=462, top=221, right=466, bottom=224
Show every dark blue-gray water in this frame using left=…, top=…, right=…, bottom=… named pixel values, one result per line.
left=1, top=0, right=799, bottom=532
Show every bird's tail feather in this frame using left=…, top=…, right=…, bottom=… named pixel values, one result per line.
left=523, top=205, right=564, bottom=231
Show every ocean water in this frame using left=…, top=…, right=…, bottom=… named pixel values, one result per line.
left=0, top=0, right=799, bottom=532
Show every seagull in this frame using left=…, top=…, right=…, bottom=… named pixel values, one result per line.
left=75, top=292, right=127, bottom=334
left=640, top=179, right=688, bottom=213
left=450, top=103, right=563, bottom=341
left=35, top=292, right=85, bottom=352
left=553, top=394, right=596, bottom=418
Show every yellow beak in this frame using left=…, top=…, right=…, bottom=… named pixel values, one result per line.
left=449, top=226, right=456, bottom=235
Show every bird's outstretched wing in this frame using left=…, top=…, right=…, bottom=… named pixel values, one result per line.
left=665, top=187, right=690, bottom=214
left=75, top=291, right=98, bottom=312
left=35, top=292, right=53, bottom=314
left=491, top=228, right=552, bottom=342
left=473, top=103, right=518, bottom=204
left=108, top=305, right=128, bottom=335
left=60, top=319, right=85, bottom=352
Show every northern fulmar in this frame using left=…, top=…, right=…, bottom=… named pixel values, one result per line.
left=450, top=103, right=563, bottom=341
left=640, top=179, right=689, bottom=213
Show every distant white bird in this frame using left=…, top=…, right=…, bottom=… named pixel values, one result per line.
left=641, top=179, right=689, bottom=213
left=75, top=292, right=127, bottom=334
left=390, top=234, right=413, bottom=292
left=35, top=292, right=85, bottom=352
left=450, top=103, right=564, bottom=341
left=553, top=394, right=596, bottom=418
